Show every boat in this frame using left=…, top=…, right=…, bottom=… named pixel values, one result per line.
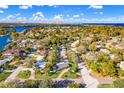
left=7, top=38, right=11, bottom=43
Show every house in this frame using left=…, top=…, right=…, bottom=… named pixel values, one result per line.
left=32, top=62, right=47, bottom=71
left=109, top=54, right=116, bottom=60
left=100, top=48, right=110, bottom=54
left=32, top=54, right=46, bottom=71
left=60, top=46, right=68, bottom=63
left=0, top=56, right=14, bottom=66
left=55, top=62, right=69, bottom=70
left=120, top=61, right=124, bottom=70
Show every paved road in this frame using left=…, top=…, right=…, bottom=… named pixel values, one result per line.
left=5, top=66, right=23, bottom=82
left=71, top=40, right=99, bottom=88
left=5, top=66, right=35, bottom=82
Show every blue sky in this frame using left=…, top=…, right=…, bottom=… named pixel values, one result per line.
left=0, top=5, right=124, bottom=23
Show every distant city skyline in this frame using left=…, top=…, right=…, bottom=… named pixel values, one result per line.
left=0, top=5, right=124, bottom=23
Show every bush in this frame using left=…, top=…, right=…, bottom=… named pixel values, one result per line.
left=113, top=79, right=124, bottom=88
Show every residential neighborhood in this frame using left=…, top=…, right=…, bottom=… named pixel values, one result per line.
left=0, top=25, right=124, bottom=88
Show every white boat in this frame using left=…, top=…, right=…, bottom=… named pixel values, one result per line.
left=7, top=38, right=11, bottom=43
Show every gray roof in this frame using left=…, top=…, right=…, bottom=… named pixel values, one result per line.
left=33, top=62, right=47, bottom=70
left=56, top=62, right=69, bottom=70
left=0, top=56, right=14, bottom=66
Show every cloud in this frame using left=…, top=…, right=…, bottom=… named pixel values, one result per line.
left=80, top=13, right=84, bottom=15
left=0, top=5, right=8, bottom=9
left=19, top=5, right=32, bottom=9
left=0, top=10, right=4, bottom=14
left=89, top=5, right=103, bottom=9
left=53, top=14, right=63, bottom=19
left=48, top=5, right=59, bottom=8
left=94, top=12, right=103, bottom=15
left=33, top=12, right=44, bottom=18
left=6, top=13, right=20, bottom=20
left=16, top=17, right=27, bottom=23
left=99, top=12, right=103, bottom=15
left=31, top=12, right=45, bottom=22
left=66, top=14, right=70, bottom=17
left=73, top=14, right=80, bottom=18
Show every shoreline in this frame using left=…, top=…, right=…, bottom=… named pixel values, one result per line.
left=0, top=33, right=10, bottom=37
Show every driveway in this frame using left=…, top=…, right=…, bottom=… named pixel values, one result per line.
left=79, top=63, right=99, bottom=88
left=71, top=40, right=99, bottom=88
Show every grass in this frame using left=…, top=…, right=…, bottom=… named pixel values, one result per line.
left=35, top=71, right=61, bottom=79
left=62, top=71, right=80, bottom=79
left=0, top=72, right=11, bottom=82
left=17, top=70, right=31, bottom=79
left=49, top=71, right=61, bottom=79
left=97, top=84, right=114, bottom=88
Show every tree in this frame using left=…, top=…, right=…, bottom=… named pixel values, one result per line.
left=113, top=79, right=124, bottom=88
left=88, top=42, right=97, bottom=52
left=11, top=30, right=18, bottom=40
left=68, top=83, right=86, bottom=88
left=100, top=61, right=116, bottom=77
left=90, top=61, right=101, bottom=73
left=39, top=79, right=53, bottom=88
left=67, top=49, right=79, bottom=72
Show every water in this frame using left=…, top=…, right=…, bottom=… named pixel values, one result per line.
left=0, top=35, right=11, bottom=50
left=0, top=23, right=124, bottom=50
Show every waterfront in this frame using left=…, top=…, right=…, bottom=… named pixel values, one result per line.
left=1, top=23, right=124, bottom=50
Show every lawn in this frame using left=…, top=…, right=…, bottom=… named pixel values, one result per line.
left=35, top=71, right=61, bottom=79
left=97, top=84, right=114, bottom=88
left=0, top=72, right=11, bottom=82
left=17, top=70, right=31, bottom=79
left=62, top=71, right=80, bottom=79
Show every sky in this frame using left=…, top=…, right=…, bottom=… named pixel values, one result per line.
left=0, top=5, right=124, bottom=23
